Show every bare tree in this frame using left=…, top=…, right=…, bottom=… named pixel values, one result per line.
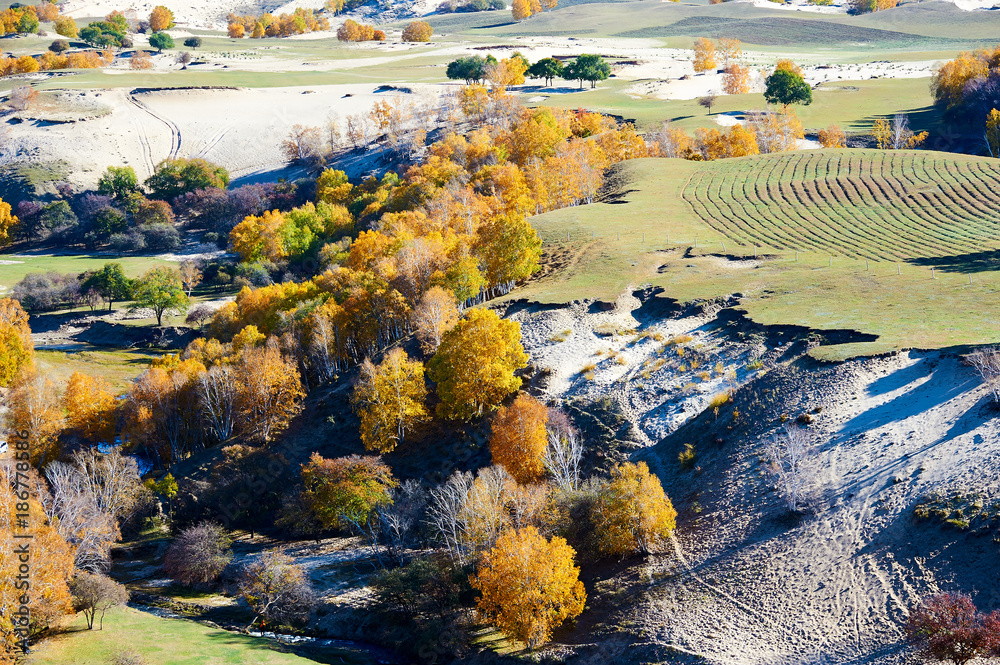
left=410, top=286, right=459, bottom=353
left=8, top=86, right=38, bottom=112
left=767, top=425, right=816, bottom=512
left=70, top=571, right=129, bottom=630
left=163, top=522, right=233, bottom=586
left=281, top=124, right=326, bottom=168
left=427, top=470, right=474, bottom=564
left=236, top=551, right=315, bottom=632
left=185, top=303, right=214, bottom=329
left=543, top=426, right=583, bottom=491
left=197, top=364, right=238, bottom=444
left=179, top=260, right=202, bottom=297
left=968, top=346, right=1000, bottom=404
left=376, top=479, right=427, bottom=565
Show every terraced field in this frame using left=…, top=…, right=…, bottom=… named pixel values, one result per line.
left=682, top=150, right=1000, bottom=260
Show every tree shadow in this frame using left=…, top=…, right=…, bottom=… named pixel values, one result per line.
left=906, top=250, right=1000, bottom=273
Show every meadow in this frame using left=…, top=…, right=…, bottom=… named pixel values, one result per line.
left=520, top=151, right=1000, bottom=359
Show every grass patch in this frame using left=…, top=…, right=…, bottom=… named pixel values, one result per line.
left=26, top=607, right=330, bottom=665
left=34, top=347, right=166, bottom=390
left=0, top=252, right=171, bottom=291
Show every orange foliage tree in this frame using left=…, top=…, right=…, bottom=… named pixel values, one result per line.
left=593, top=462, right=677, bottom=556
left=722, top=63, right=751, bottom=95
left=0, top=297, right=32, bottom=386
left=64, top=372, right=118, bottom=443
left=489, top=394, right=549, bottom=483
left=6, top=369, right=63, bottom=467
left=470, top=526, right=586, bottom=648
left=401, top=20, right=432, bottom=42
left=818, top=124, right=846, bottom=148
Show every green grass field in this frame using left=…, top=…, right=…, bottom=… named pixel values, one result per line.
left=34, top=347, right=165, bottom=390
left=26, top=608, right=329, bottom=665
left=519, top=150, right=1000, bottom=359
left=0, top=253, right=170, bottom=290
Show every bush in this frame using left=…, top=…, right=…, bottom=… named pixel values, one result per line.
left=145, top=158, right=229, bottom=201
left=163, top=522, right=233, bottom=586
left=905, top=593, right=1000, bottom=665
left=49, top=39, right=69, bottom=53
left=11, top=272, right=81, bottom=312
left=183, top=36, right=202, bottom=48
left=140, top=223, right=180, bottom=251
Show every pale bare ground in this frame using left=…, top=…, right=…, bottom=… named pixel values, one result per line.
left=506, top=285, right=1000, bottom=665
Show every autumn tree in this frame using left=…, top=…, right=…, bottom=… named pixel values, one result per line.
left=402, top=20, right=432, bottom=42
left=282, top=124, right=325, bottom=167
left=149, top=6, right=175, bottom=32
left=764, top=68, right=812, bottom=108
left=54, top=15, right=78, bottom=38
left=295, top=453, right=397, bottom=553
left=411, top=286, right=459, bottom=353
left=470, top=526, right=586, bottom=649
left=352, top=348, right=429, bottom=454
left=593, top=461, right=677, bottom=557
left=427, top=309, right=528, bottom=420
left=697, top=94, right=717, bottom=115
left=512, top=0, right=532, bottom=20
left=904, top=593, right=1000, bottom=665
left=237, top=551, right=315, bottom=631
left=0, top=464, right=74, bottom=656
left=70, top=572, right=128, bottom=630
left=130, top=49, right=152, bottom=70
left=163, top=522, right=233, bottom=586
left=130, top=266, right=189, bottom=326
left=717, top=37, right=742, bottom=67
left=64, top=372, right=118, bottom=443
left=0, top=297, right=33, bottom=386
left=818, top=124, right=846, bottom=148
left=774, top=58, right=803, bottom=76
left=692, top=37, right=716, bottom=73
left=986, top=108, right=1000, bottom=158
left=474, top=213, right=541, bottom=294
left=0, top=198, right=18, bottom=248
left=722, top=63, right=750, bottom=95
left=234, top=341, right=305, bottom=444
left=179, top=260, right=202, bottom=296
left=489, top=393, right=548, bottom=483
left=7, top=369, right=63, bottom=466
left=873, top=114, right=927, bottom=150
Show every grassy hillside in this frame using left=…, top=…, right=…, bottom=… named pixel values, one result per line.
left=520, top=150, right=1000, bottom=359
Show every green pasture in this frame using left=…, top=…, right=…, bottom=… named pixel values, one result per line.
left=34, top=347, right=164, bottom=389
left=519, top=151, right=1000, bottom=359
left=26, top=608, right=334, bottom=665
left=0, top=253, right=169, bottom=290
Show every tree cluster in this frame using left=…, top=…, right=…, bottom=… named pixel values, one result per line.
left=932, top=45, right=1000, bottom=124
left=227, top=9, right=330, bottom=39
left=511, top=0, right=557, bottom=21
left=336, top=19, right=385, bottom=42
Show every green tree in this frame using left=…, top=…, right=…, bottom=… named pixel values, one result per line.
left=81, top=262, right=133, bottom=312
left=129, top=266, right=189, bottom=326
left=79, top=20, right=126, bottom=47
left=446, top=55, right=487, bottom=84
left=764, top=68, right=813, bottom=108
left=97, top=166, right=140, bottom=201
left=184, top=36, right=202, bottom=48
left=145, top=473, right=178, bottom=516
left=527, top=57, right=564, bottom=87
left=145, top=158, right=230, bottom=201
left=563, top=54, right=611, bottom=89
left=148, top=31, right=174, bottom=53
left=92, top=207, right=127, bottom=238
left=17, top=12, right=39, bottom=34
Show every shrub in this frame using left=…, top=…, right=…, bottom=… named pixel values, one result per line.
left=140, top=223, right=180, bottom=251
left=11, top=272, right=81, bottom=312
left=904, top=593, right=1000, bottom=665
left=49, top=39, right=69, bottom=53
left=163, top=522, right=233, bottom=586
left=236, top=551, right=315, bottom=630
left=183, top=36, right=202, bottom=48
left=678, top=443, right=696, bottom=469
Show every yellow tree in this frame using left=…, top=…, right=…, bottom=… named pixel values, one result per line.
left=401, top=20, right=433, bottom=42
left=6, top=369, right=64, bottom=467
left=0, top=198, right=18, bottom=247
left=0, top=297, right=33, bottom=386
left=234, top=341, right=305, bottom=444
left=489, top=393, right=548, bottom=483
left=818, top=124, right=846, bottom=148
left=717, top=37, right=742, bottom=67
left=427, top=309, right=528, bottom=420
left=64, top=372, right=118, bottom=443
left=149, top=5, right=175, bottom=31
left=692, top=38, right=716, bottom=74
left=470, top=526, right=586, bottom=648
left=411, top=286, right=459, bottom=353
left=986, top=108, right=1000, bottom=158
left=722, top=63, right=750, bottom=95
left=230, top=210, right=287, bottom=263
left=474, top=212, right=541, bottom=294
left=774, top=58, right=802, bottom=76
left=512, top=0, right=532, bottom=20
left=593, top=461, right=677, bottom=557
left=352, top=348, right=429, bottom=453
